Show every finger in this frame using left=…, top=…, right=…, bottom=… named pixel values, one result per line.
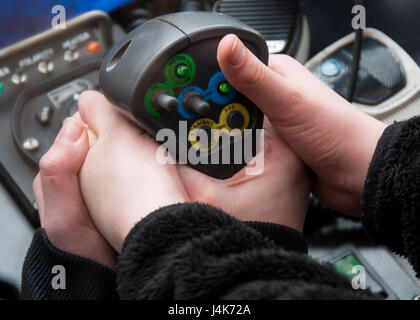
left=217, top=34, right=302, bottom=125
left=40, top=118, right=88, bottom=177
left=177, top=165, right=219, bottom=204
left=72, top=111, right=85, bottom=125
left=32, top=174, right=45, bottom=215
left=78, top=90, right=122, bottom=135
left=39, top=118, right=90, bottom=223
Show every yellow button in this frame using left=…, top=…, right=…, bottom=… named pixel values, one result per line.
left=188, top=118, right=219, bottom=151
left=218, top=103, right=249, bottom=133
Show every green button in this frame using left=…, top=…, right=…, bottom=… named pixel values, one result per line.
left=0, top=83, right=3, bottom=93
left=176, top=64, right=189, bottom=77
left=218, top=81, right=231, bottom=94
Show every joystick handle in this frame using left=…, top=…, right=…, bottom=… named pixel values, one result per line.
left=184, top=93, right=211, bottom=116
left=152, top=90, right=178, bottom=112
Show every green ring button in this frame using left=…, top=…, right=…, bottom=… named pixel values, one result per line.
left=165, top=53, right=196, bottom=87
left=144, top=83, right=175, bottom=116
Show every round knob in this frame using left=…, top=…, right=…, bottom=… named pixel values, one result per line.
left=184, top=94, right=211, bottom=116
left=152, top=91, right=178, bottom=112
left=227, top=110, right=245, bottom=129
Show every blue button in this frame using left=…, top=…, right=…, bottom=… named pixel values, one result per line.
left=321, top=59, right=341, bottom=77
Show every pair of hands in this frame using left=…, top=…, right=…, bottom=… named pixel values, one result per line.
left=33, top=35, right=386, bottom=269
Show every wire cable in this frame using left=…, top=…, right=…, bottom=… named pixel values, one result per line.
left=347, top=0, right=365, bottom=102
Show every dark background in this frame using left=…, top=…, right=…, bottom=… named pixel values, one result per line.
left=302, top=0, right=420, bottom=64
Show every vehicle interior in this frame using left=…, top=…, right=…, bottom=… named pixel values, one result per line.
left=0, top=0, right=419, bottom=300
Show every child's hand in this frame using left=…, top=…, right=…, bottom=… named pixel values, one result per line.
left=217, top=34, right=387, bottom=215
left=78, top=91, right=190, bottom=252
left=33, top=114, right=117, bottom=269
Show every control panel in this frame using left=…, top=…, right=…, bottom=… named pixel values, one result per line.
left=0, top=11, right=114, bottom=225
left=100, top=12, right=268, bottom=179
left=305, top=28, right=420, bottom=125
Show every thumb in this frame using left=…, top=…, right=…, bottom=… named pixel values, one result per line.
left=217, top=34, right=300, bottom=125
left=177, top=165, right=220, bottom=205
left=38, top=117, right=89, bottom=214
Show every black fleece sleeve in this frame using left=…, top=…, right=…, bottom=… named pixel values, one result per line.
left=362, top=117, right=420, bottom=275
left=21, top=228, right=118, bottom=300
left=18, top=210, right=306, bottom=300
left=117, top=203, right=374, bottom=300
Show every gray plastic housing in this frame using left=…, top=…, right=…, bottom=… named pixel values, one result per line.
left=99, top=12, right=268, bottom=179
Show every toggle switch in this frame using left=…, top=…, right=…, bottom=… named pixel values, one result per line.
left=36, top=105, right=52, bottom=125
left=64, top=48, right=80, bottom=63
left=38, top=60, right=54, bottom=74
left=184, top=93, right=211, bottom=116
left=152, top=90, right=178, bottom=112
left=11, top=72, right=27, bottom=85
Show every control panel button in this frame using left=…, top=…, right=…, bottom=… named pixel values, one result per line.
left=184, top=93, right=211, bottom=116
left=86, top=40, right=101, bottom=54
left=36, top=105, right=52, bottom=125
left=23, top=138, right=40, bottom=151
left=38, top=61, right=54, bottom=74
left=64, top=48, right=80, bottom=62
left=321, top=59, right=341, bottom=77
left=218, top=103, right=250, bottom=133
left=227, top=110, right=245, bottom=129
left=152, top=90, right=178, bottom=112
left=11, top=72, right=27, bottom=85
left=188, top=118, right=219, bottom=152
left=218, top=81, right=232, bottom=95
left=176, top=63, right=189, bottom=78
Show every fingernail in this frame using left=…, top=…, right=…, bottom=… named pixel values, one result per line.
left=229, top=36, right=246, bottom=66
left=58, top=118, right=83, bottom=143
left=79, top=90, right=101, bottom=101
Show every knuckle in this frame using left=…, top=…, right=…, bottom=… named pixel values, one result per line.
left=39, top=153, right=59, bottom=176
left=77, top=94, right=91, bottom=119
left=39, top=146, right=70, bottom=177
left=285, top=82, right=305, bottom=105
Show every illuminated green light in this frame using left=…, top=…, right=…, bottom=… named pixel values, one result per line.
left=218, top=81, right=231, bottom=94
left=332, top=253, right=363, bottom=278
left=0, top=83, right=3, bottom=93
left=176, top=64, right=189, bottom=77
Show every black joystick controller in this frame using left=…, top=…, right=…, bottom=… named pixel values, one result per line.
left=100, top=12, right=268, bottom=179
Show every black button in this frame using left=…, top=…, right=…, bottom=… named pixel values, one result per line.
left=227, top=110, right=244, bottom=129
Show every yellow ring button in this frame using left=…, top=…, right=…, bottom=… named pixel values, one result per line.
left=218, top=103, right=250, bottom=134
left=188, top=118, right=219, bottom=151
